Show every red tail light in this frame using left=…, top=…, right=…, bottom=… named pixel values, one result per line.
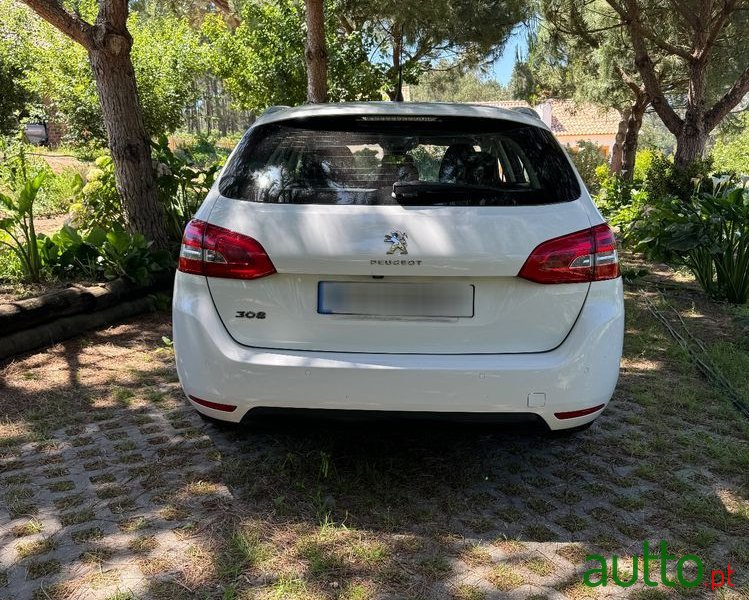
left=518, top=223, right=620, bottom=284
left=178, top=219, right=276, bottom=280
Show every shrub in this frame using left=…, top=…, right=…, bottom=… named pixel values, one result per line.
left=643, top=153, right=713, bottom=203
left=566, top=141, right=608, bottom=195
left=70, top=156, right=124, bottom=230
left=634, top=184, right=749, bottom=304
left=35, top=169, right=84, bottom=216
left=633, top=148, right=658, bottom=183
left=42, top=225, right=172, bottom=286
left=595, top=174, right=648, bottom=244
left=151, top=135, right=221, bottom=242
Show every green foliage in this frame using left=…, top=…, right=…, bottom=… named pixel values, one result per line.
left=0, top=144, right=48, bottom=282
left=345, top=0, right=528, bottom=97
left=151, top=135, right=220, bottom=241
left=34, top=169, right=83, bottom=216
left=634, top=185, right=749, bottom=304
left=42, top=224, right=171, bottom=286
left=632, top=149, right=657, bottom=183
left=96, top=229, right=172, bottom=285
left=4, top=3, right=207, bottom=147
left=0, top=40, right=33, bottom=135
left=566, top=141, right=608, bottom=194
left=643, top=153, right=713, bottom=203
left=71, top=156, right=123, bottom=231
left=596, top=175, right=648, bottom=244
left=410, top=67, right=511, bottom=102
left=712, top=114, right=749, bottom=176
left=203, top=0, right=386, bottom=113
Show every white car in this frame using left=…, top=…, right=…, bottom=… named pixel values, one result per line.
left=173, top=102, right=623, bottom=431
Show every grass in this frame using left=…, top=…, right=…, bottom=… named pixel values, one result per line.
left=16, top=538, right=56, bottom=558
left=488, top=563, right=524, bottom=590
left=26, top=559, right=61, bottom=579
left=60, top=508, right=95, bottom=527
left=72, top=527, right=104, bottom=544
left=13, top=518, right=43, bottom=537
left=128, top=536, right=158, bottom=553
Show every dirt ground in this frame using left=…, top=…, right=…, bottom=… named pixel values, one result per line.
left=0, top=274, right=748, bottom=600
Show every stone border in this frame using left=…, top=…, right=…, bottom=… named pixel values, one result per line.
left=0, top=274, right=172, bottom=361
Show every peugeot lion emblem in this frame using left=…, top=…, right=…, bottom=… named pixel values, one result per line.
left=384, top=230, right=408, bottom=255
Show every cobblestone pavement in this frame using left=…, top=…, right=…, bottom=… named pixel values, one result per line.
left=0, top=299, right=747, bottom=600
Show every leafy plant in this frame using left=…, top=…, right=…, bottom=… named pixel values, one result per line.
left=635, top=185, right=749, bottom=304
left=96, top=229, right=171, bottom=285
left=71, top=155, right=124, bottom=230
left=0, top=144, right=48, bottom=282
left=151, top=134, right=220, bottom=242
left=42, top=224, right=172, bottom=286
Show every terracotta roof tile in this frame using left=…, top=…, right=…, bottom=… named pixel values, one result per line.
left=545, top=100, right=621, bottom=136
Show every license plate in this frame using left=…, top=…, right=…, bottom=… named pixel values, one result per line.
left=318, top=282, right=474, bottom=317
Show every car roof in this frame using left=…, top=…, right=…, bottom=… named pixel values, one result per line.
left=253, top=101, right=548, bottom=130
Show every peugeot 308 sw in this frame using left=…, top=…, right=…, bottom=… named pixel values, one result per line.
left=173, top=102, right=624, bottom=431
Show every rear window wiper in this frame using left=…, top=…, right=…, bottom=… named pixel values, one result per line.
left=391, top=181, right=534, bottom=206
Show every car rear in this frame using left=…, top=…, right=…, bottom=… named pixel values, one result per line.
left=172, top=102, right=624, bottom=430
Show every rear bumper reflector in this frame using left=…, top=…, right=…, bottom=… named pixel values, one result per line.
left=554, top=404, right=605, bottom=420
left=189, top=395, right=237, bottom=412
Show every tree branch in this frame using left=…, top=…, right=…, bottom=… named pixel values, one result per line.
left=607, top=0, right=684, bottom=135
left=701, top=0, right=738, bottom=60
left=19, top=0, right=92, bottom=48
left=704, top=64, right=749, bottom=132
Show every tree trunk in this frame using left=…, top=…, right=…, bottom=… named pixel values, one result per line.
left=304, top=0, right=327, bottom=103
left=20, top=0, right=170, bottom=248
left=621, top=98, right=646, bottom=181
left=89, top=34, right=168, bottom=249
left=610, top=108, right=629, bottom=175
left=673, top=124, right=709, bottom=168
left=673, top=59, right=708, bottom=169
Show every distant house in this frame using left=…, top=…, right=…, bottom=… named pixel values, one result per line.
left=474, top=99, right=622, bottom=155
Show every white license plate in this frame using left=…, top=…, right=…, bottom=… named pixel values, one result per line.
left=318, top=282, right=474, bottom=317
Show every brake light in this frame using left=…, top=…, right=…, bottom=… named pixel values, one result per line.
left=178, top=219, right=276, bottom=280
left=518, top=223, right=620, bottom=284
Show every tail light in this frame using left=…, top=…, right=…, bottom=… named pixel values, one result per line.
left=178, top=219, right=276, bottom=280
left=518, top=223, right=620, bottom=284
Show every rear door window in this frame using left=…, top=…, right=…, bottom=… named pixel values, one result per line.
left=219, top=115, right=580, bottom=206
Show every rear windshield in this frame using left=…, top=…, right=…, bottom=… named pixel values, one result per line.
left=219, top=115, right=580, bottom=206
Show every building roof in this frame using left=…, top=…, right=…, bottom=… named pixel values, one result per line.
left=256, top=101, right=546, bottom=130
left=473, top=99, right=621, bottom=137
left=543, top=100, right=621, bottom=136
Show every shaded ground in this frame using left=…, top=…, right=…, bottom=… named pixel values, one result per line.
left=0, top=272, right=748, bottom=600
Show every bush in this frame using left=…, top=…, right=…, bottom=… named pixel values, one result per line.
left=643, top=153, right=713, bottom=203
left=34, top=169, right=84, bottom=216
left=151, top=135, right=221, bottom=242
left=42, top=225, right=172, bottom=286
left=70, top=156, right=124, bottom=231
left=634, top=184, right=749, bottom=304
left=566, top=141, right=608, bottom=195
left=633, top=149, right=658, bottom=183
left=595, top=173, right=648, bottom=244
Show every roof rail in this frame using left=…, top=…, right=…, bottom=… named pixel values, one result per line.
left=511, top=106, right=541, bottom=120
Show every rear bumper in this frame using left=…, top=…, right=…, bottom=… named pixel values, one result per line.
left=173, top=274, right=623, bottom=431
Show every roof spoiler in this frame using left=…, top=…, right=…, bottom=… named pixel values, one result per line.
left=262, top=105, right=290, bottom=116
left=511, top=107, right=542, bottom=120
